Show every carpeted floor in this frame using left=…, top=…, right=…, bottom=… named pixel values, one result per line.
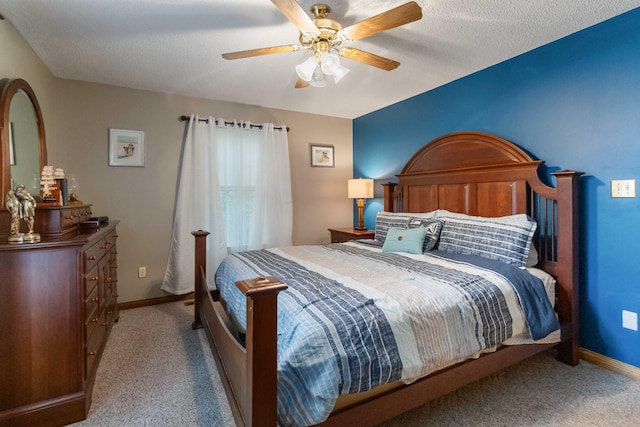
left=72, top=302, right=639, bottom=427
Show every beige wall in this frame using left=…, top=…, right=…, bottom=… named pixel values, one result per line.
left=1, top=20, right=354, bottom=303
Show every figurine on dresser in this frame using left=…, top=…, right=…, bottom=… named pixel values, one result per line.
left=5, top=184, right=41, bottom=243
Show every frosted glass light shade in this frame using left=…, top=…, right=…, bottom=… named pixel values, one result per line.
left=295, top=56, right=318, bottom=82
left=321, top=53, right=341, bottom=75
left=333, top=64, right=350, bottom=83
left=348, top=178, right=374, bottom=199
left=309, top=64, right=327, bottom=87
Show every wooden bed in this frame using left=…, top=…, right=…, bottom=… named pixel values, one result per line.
left=191, top=131, right=581, bottom=427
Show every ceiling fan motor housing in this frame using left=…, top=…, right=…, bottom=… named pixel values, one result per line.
left=300, top=4, right=343, bottom=54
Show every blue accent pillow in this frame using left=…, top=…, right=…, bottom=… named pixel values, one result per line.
left=382, top=227, right=428, bottom=254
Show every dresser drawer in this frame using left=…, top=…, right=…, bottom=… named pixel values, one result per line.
left=85, top=288, right=100, bottom=342
left=34, top=204, right=93, bottom=238
left=86, top=311, right=107, bottom=377
left=84, top=238, right=107, bottom=272
left=84, top=263, right=100, bottom=297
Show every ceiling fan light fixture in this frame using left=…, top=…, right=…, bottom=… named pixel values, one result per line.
left=309, top=64, right=327, bottom=87
left=332, top=64, right=350, bottom=84
left=295, top=56, right=318, bottom=82
left=320, top=53, right=341, bottom=75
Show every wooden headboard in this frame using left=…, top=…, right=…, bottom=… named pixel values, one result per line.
left=382, top=131, right=582, bottom=365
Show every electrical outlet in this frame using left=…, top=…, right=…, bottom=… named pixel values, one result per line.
left=622, top=310, right=638, bottom=331
left=611, top=179, right=636, bottom=198
left=138, top=266, right=147, bottom=279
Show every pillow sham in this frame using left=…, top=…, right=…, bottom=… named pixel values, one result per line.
left=408, top=217, right=443, bottom=252
left=435, top=210, right=537, bottom=267
left=374, top=211, right=436, bottom=242
left=381, top=226, right=428, bottom=254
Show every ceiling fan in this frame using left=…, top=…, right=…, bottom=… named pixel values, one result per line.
left=222, top=0, right=423, bottom=88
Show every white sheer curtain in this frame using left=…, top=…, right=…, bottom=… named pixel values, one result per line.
left=161, top=115, right=292, bottom=295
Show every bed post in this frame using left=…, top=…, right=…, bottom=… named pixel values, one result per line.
left=192, top=230, right=210, bottom=330
left=236, top=277, right=288, bottom=427
left=551, top=170, right=582, bottom=366
left=382, top=182, right=399, bottom=212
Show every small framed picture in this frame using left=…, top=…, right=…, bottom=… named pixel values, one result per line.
left=310, top=144, right=334, bottom=168
left=108, top=128, right=145, bottom=167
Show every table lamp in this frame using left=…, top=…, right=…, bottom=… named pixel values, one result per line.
left=348, top=178, right=374, bottom=230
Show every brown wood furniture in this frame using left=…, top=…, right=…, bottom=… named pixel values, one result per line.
left=192, top=131, right=581, bottom=427
left=0, top=218, right=119, bottom=427
left=328, top=227, right=375, bottom=243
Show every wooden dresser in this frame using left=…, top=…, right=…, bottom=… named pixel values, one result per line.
left=0, top=217, right=119, bottom=426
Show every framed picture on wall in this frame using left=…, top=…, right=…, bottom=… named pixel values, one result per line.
left=310, top=143, right=334, bottom=168
left=108, top=128, right=145, bottom=167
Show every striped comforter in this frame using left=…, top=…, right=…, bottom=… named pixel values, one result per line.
left=214, top=241, right=559, bottom=426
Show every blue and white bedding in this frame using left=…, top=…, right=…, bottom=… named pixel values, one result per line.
left=214, top=240, right=560, bottom=426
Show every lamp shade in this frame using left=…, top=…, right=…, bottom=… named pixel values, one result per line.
left=321, top=53, right=341, bottom=75
left=309, top=64, right=327, bottom=87
left=348, top=178, right=374, bottom=199
left=295, top=56, right=318, bottom=82
left=332, top=64, right=350, bottom=83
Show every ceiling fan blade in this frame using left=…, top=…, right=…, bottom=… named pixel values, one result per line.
left=222, top=44, right=300, bottom=60
left=295, top=78, right=310, bottom=88
left=271, top=0, right=319, bottom=35
left=338, top=47, right=400, bottom=71
left=339, top=1, right=422, bottom=41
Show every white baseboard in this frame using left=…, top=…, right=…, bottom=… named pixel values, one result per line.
left=580, top=347, right=640, bottom=380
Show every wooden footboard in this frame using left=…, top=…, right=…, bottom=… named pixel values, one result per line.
left=192, top=231, right=287, bottom=427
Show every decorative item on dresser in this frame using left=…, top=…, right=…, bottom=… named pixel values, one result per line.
left=328, top=226, right=375, bottom=243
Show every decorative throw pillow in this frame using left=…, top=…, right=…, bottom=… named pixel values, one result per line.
left=408, top=217, right=443, bottom=252
left=435, top=211, right=537, bottom=267
left=382, top=226, right=428, bottom=254
left=374, top=211, right=436, bottom=243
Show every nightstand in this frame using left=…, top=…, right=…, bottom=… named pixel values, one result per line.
left=328, top=227, right=375, bottom=243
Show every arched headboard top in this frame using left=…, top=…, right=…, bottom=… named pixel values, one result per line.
left=401, top=131, right=538, bottom=174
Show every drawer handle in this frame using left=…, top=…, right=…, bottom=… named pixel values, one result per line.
left=66, top=215, right=74, bottom=219
left=91, top=297, right=99, bottom=302
left=91, top=276, right=99, bottom=281
left=107, top=310, right=113, bottom=315
left=91, top=317, right=98, bottom=323
left=88, top=256, right=97, bottom=260
left=101, top=322, right=108, bottom=326
left=88, top=351, right=97, bottom=356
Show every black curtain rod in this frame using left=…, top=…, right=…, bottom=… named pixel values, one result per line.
left=178, top=115, right=289, bottom=132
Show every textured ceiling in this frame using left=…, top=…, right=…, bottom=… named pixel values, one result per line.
left=1, top=0, right=639, bottom=119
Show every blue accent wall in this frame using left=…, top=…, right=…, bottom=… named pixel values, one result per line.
left=353, top=8, right=640, bottom=369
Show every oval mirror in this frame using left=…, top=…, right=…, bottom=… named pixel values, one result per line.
left=0, top=78, right=47, bottom=209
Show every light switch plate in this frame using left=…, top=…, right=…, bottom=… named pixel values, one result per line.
left=622, top=310, right=638, bottom=331
left=611, top=179, right=636, bottom=198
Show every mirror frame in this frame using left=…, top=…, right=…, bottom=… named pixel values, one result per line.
left=0, top=78, right=47, bottom=208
